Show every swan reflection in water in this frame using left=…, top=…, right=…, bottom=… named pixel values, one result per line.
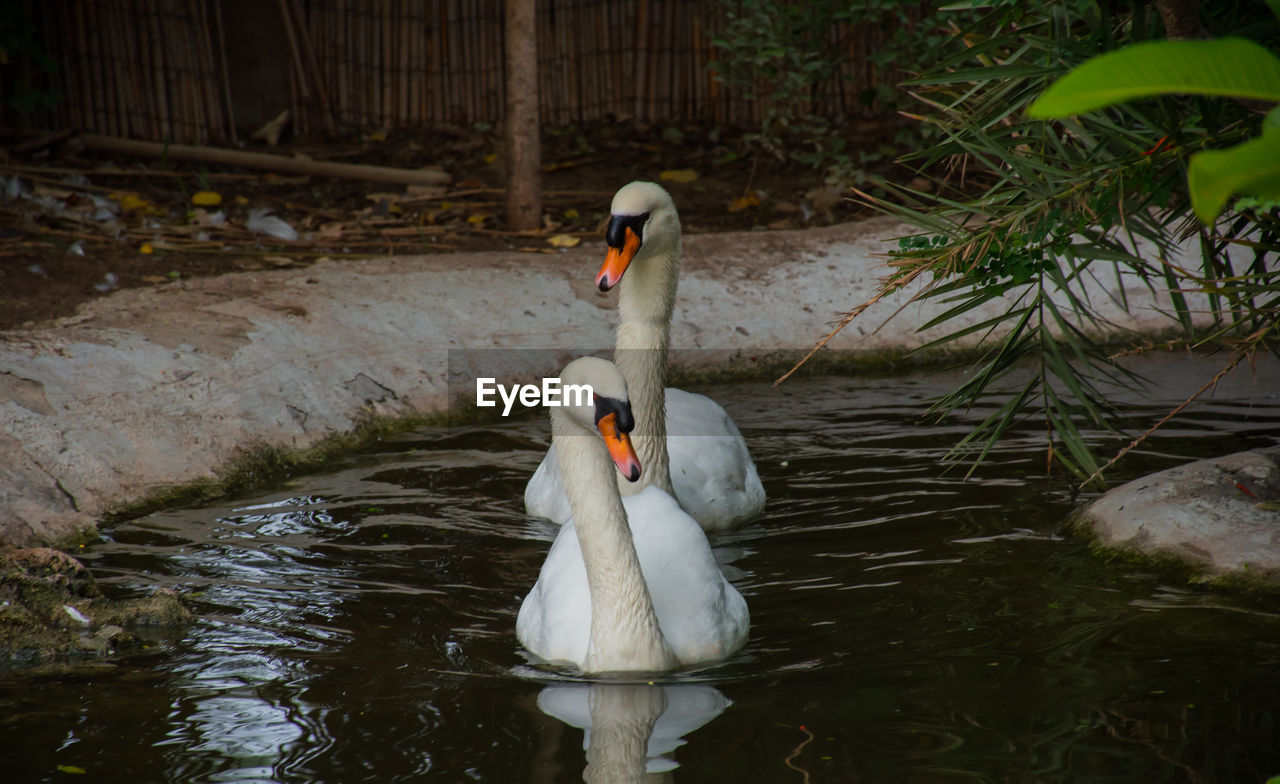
left=537, top=682, right=730, bottom=783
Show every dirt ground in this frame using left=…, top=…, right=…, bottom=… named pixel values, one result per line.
left=0, top=120, right=907, bottom=330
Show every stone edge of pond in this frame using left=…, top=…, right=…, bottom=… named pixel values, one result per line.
left=1065, top=446, right=1280, bottom=593
left=0, top=546, right=194, bottom=673
left=0, top=216, right=1250, bottom=667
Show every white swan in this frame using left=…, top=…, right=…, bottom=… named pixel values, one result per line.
left=525, top=181, right=765, bottom=531
left=517, top=357, right=749, bottom=673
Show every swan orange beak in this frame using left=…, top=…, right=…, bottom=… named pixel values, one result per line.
left=596, top=225, right=642, bottom=292
left=598, top=411, right=642, bottom=482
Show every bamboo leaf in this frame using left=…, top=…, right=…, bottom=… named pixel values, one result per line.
left=1028, top=38, right=1280, bottom=118
left=1188, top=130, right=1280, bottom=223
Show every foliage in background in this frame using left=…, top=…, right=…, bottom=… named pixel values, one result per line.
left=781, top=0, right=1280, bottom=487
left=1028, top=36, right=1280, bottom=223
left=707, top=0, right=967, bottom=187
left=0, top=0, right=61, bottom=115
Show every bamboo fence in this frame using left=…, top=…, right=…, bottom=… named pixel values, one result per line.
left=8, top=0, right=910, bottom=144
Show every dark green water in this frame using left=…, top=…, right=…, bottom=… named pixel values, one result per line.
left=4, top=355, right=1280, bottom=783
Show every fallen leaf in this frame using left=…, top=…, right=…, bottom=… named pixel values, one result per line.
left=563, top=208, right=580, bottom=219
left=234, top=195, right=250, bottom=205
left=659, top=169, right=698, bottom=183
left=546, top=234, right=580, bottom=248
left=57, top=765, right=86, bottom=775
left=317, top=222, right=345, bottom=239
left=139, top=242, right=154, bottom=254
left=466, top=212, right=491, bottom=225
left=366, top=131, right=387, bottom=142
left=484, top=153, right=498, bottom=164
left=728, top=193, right=761, bottom=212
left=114, top=193, right=165, bottom=216
left=191, top=190, right=222, bottom=207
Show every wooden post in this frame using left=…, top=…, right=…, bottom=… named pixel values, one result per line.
left=503, top=0, right=541, bottom=232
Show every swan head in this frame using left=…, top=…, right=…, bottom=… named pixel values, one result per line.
left=596, top=181, right=680, bottom=292
left=559, top=357, right=643, bottom=482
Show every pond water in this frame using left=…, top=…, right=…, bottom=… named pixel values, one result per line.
left=4, top=354, right=1280, bottom=783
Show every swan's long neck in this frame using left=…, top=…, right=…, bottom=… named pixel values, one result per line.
left=552, top=408, right=675, bottom=672
left=584, top=685, right=668, bottom=784
left=614, top=231, right=681, bottom=498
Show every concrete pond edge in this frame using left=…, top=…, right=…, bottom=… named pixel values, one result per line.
left=2, top=217, right=1276, bottom=667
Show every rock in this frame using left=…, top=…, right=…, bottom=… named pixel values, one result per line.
left=0, top=546, right=193, bottom=668
left=1071, top=448, right=1280, bottom=588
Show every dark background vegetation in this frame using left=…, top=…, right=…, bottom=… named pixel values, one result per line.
left=1, top=0, right=1276, bottom=483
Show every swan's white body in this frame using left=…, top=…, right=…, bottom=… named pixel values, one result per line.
left=525, top=388, right=764, bottom=528
left=516, top=358, right=749, bottom=673
left=525, top=181, right=765, bottom=531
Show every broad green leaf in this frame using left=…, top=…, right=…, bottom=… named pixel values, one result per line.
left=1188, top=131, right=1280, bottom=223
left=1028, top=38, right=1280, bottom=118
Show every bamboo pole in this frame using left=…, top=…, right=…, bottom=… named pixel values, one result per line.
left=278, top=0, right=310, bottom=103
left=201, top=0, right=224, bottom=142
left=399, top=0, right=410, bottom=124
left=147, top=0, right=172, bottom=141
left=136, top=0, right=158, bottom=139
left=212, top=0, right=238, bottom=143
left=54, top=1, right=79, bottom=130
left=337, top=0, right=350, bottom=126
left=183, top=0, right=209, bottom=144
left=460, top=0, right=473, bottom=122
left=412, top=1, right=425, bottom=124
left=121, top=0, right=149, bottom=137
left=80, top=134, right=452, bottom=185
left=160, top=3, right=185, bottom=141
left=84, top=2, right=107, bottom=134
left=488, top=0, right=500, bottom=120
left=379, top=0, right=391, bottom=126
left=445, top=0, right=456, bottom=124
left=189, top=2, right=209, bottom=143
left=354, top=0, right=366, bottom=127
left=289, top=0, right=335, bottom=135
left=103, top=0, right=129, bottom=137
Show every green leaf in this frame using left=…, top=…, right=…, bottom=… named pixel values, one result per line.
left=1028, top=38, right=1280, bottom=118
left=1188, top=130, right=1280, bottom=223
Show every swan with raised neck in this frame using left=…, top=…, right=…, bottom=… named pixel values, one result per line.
left=598, top=181, right=683, bottom=500
left=523, top=181, right=765, bottom=531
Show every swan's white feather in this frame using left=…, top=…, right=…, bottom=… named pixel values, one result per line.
left=517, top=486, right=749, bottom=668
